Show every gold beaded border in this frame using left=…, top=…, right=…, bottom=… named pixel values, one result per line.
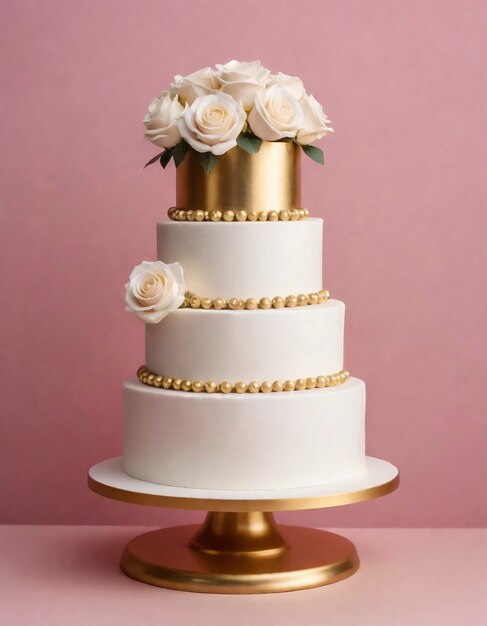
left=168, top=207, right=310, bottom=223
left=181, top=289, right=330, bottom=311
left=137, top=365, right=350, bottom=394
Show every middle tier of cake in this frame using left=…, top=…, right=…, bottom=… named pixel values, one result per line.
left=146, top=299, right=345, bottom=382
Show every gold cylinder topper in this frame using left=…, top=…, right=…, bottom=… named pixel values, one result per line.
left=176, top=141, right=301, bottom=213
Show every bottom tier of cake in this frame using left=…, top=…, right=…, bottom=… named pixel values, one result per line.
left=122, top=378, right=366, bottom=490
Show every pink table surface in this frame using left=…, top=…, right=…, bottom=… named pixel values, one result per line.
left=1, top=526, right=486, bottom=625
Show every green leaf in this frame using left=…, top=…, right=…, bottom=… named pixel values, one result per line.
left=301, top=144, right=324, bottom=165
left=237, top=133, right=262, bottom=154
left=159, top=148, right=173, bottom=169
left=198, top=151, right=218, bottom=173
left=172, top=141, right=191, bottom=168
left=144, top=150, right=165, bottom=168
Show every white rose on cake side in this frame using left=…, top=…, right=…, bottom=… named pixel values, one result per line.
left=170, top=67, right=219, bottom=105
left=296, top=93, right=334, bottom=145
left=179, top=92, right=246, bottom=155
left=125, top=261, right=186, bottom=323
left=215, top=60, right=270, bottom=110
left=248, top=84, right=304, bottom=141
left=143, top=92, right=185, bottom=149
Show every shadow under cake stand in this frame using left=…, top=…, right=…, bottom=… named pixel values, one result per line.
left=88, top=456, right=399, bottom=594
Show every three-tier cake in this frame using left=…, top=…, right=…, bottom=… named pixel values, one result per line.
left=122, top=62, right=366, bottom=492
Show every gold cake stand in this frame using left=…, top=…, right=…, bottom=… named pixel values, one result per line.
left=88, top=456, right=399, bottom=594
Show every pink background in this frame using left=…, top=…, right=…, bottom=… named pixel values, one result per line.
left=1, top=0, right=486, bottom=527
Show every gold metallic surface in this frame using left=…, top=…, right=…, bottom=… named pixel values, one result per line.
left=87, top=470, right=399, bottom=512
left=120, top=518, right=359, bottom=593
left=176, top=142, right=301, bottom=213
left=168, top=206, right=309, bottom=222
left=137, top=365, right=350, bottom=393
left=182, top=288, right=329, bottom=310
left=189, top=512, right=288, bottom=558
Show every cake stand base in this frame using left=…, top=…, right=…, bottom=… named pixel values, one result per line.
left=88, top=457, right=399, bottom=594
left=120, top=512, right=359, bottom=593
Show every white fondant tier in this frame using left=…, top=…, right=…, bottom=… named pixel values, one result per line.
left=145, top=299, right=344, bottom=382
left=123, top=377, right=366, bottom=490
left=157, top=218, right=323, bottom=300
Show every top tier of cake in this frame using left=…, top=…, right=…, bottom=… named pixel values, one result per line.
left=176, top=141, right=301, bottom=213
left=157, top=218, right=323, bottom=300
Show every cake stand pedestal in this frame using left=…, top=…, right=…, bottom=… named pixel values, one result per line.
left=88, top=456, right=399, bottom=594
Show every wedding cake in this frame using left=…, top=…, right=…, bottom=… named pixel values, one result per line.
left=122, top=61, right=365, bottom=491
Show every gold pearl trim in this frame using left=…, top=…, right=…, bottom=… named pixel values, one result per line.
left=137, top=365, right=350, bottom=394
left=181, top=289, right=330, bottom=311
left=168, top=207, right=310, bottom=223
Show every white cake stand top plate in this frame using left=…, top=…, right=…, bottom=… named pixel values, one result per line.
left=88, top=456, right=399, bottom=512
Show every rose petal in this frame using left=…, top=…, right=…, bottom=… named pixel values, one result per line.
left=167, top=263, right=186, bottom=293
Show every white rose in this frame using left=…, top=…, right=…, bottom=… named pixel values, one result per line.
left=215, top=60, right=270, bottom=110
left=267, top=72, right=304, bottom=100
left=170, top=67, right=219, bottom=105
left=143, top=92, right=185, bottom=149
left=125, top=261, right=186, bottom=324
left=296, top=93, right=334, bottom=145
left=248, top=85, right=304, bottom=141
left=178, top=92, right=246, bottom=155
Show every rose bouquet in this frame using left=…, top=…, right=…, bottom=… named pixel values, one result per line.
left=143, top=60, right=333, bottom=173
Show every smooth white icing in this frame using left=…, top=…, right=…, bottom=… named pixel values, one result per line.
left=123, top=378, right=366, bottom=490
left=157, top=219, right=323, bottom=300
left=145, top=299, right=344, bottom=381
